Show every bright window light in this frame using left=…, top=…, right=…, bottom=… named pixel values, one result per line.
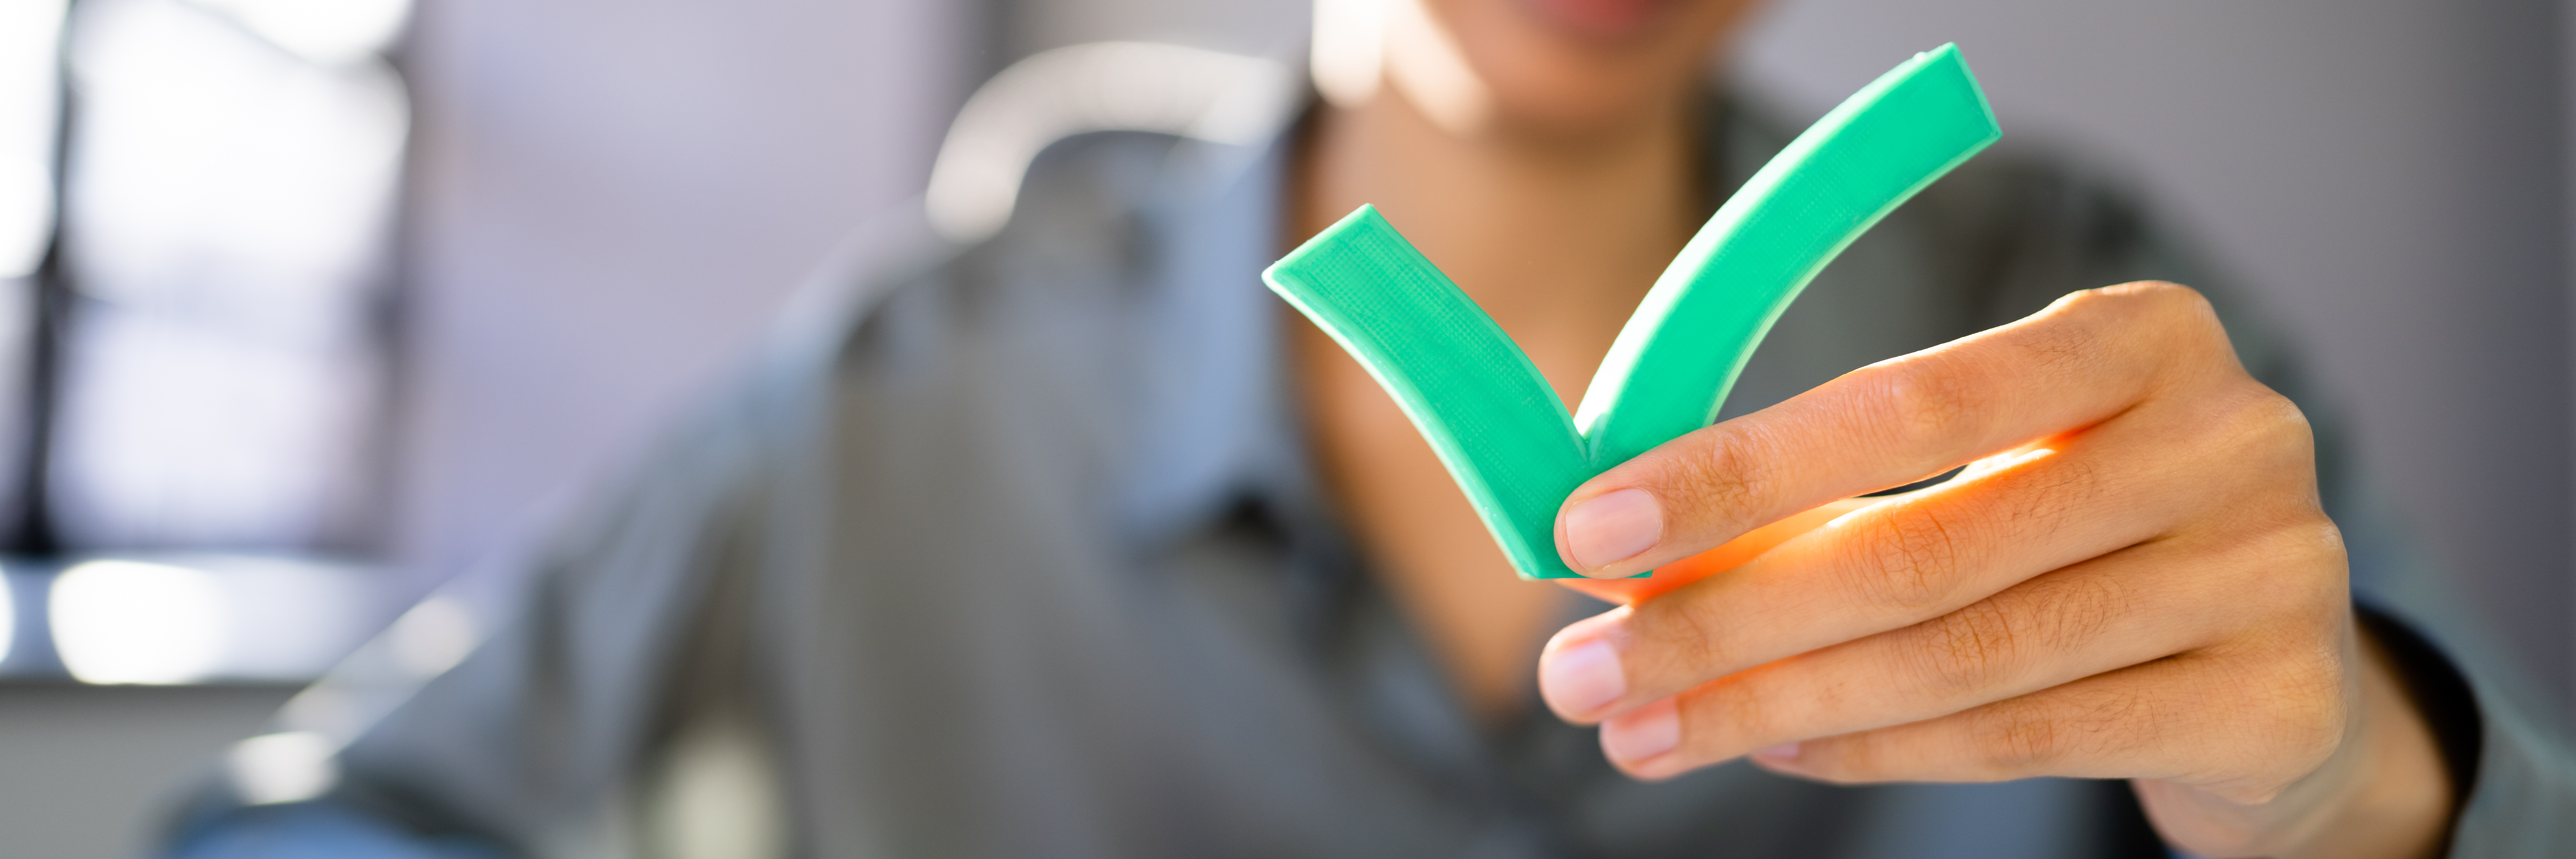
left=50, top=559, right=229, bottom=684
left=54, top=0, right=403, bottom=548
left=65, top=0, right=407, bottom=322
left=0, top=0, right=69, bottom=278
left=54, top=311, right=375, bottom=546
left=387, top=595, right=477, bottom=679
left=227, top=730, right=339, bottom=805
left=187, top=0, right=410, bottom=66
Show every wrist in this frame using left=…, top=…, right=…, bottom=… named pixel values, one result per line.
left=2267, top=626, right=2453, bottom=859
left=2136, top=621, right=2453, bottom=858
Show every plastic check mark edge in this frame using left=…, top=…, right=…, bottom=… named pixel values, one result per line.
left=1263, top=44, right=2001, bottom=587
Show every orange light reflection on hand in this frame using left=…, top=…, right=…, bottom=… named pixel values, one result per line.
left=1553, top=497, right=1877, bottom=606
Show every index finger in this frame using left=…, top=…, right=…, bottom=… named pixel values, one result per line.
left=1552, top=282, right=2231, bottom=578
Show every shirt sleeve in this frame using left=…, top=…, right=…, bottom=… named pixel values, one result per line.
left=2450, top=679, right=2576, bottom=855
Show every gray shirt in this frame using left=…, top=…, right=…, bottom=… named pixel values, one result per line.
left=173, top=77, right=2574, bottom=859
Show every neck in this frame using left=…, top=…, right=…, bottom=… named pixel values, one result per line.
left=1292, top=86, right=1704, bottom=403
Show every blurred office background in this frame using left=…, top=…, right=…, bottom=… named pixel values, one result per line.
left=0, top=0, right=2567, bottom=855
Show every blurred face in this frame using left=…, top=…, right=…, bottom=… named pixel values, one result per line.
left=1319, top=0, right=1767, bottom=139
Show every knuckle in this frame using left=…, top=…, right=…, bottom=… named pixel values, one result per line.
left=1689, top=679, right=1781, bottom=747
left=1912, top=600, right=2024, bottom=698
left=2213, top=387, right=2315, bottom=461
left=1657, top=426, right=1779, bottom=529
left=2044, top=285, right=2115, bottom=315
left=2148, top=281, right=2218, bottom=321
left=2002, top=451, right=2104, bottom=526
left=2177, top=652, right=2348, bottom=804
left=2051, top=281, right=2199, bottom=323
left=2222, top=534, right=2350, bottom=670
left=2180, top=388, right=2336, bottom=555
left=2025, top=569, right=2133, bottom=650
left=1907, top=573, right=2128, bottom=704
left=2059, top=572, right=2134, bottom=640
left=2239, top=653, right=2348, bottom=776
left=1864, top=361, right=1985, bottom=457
left=1644, top=598, right=1734, bottom=679
left=1972, top=696, right=2071, bottom=774
left=1975, top=684, right=2143, bottom=776
left=2260, top=516, right=2347, bottom=580
left=2219, top=504, right=2347, bottom=620
left=1842, top=509, right=1969, bottom=613
left=2295, top=518, right=2349, bottom=576
left=2056, top=282, right=2231, bottom=363
left=2095, top=280, right=2214, bottom=323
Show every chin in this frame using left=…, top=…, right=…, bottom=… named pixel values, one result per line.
left=1433, top=0, right=1758, bottom=137
left=1517, top=0, right=1685, bottom=41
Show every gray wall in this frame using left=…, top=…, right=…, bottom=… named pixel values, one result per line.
left=387, top=0, right=978, bottom=596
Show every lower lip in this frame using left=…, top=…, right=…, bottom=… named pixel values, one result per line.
left=1521, top=0, right=1674, bottom=39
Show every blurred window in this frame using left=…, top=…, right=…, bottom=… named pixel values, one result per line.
left=0, top=0, right=405, bottom=684
left=10, top=0, right=410, bottom=553
left=0, top=0, right=65, bottom=282
left=0, top=0, right=65, bottom=534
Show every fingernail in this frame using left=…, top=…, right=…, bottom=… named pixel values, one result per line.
left=1755, top=742, right=1800, bottom=762
left=1539, top=639, right=1625, bottom=718
left=1600, top=698, right=1680, bottom=765
left=1565, top=488, right=1663, bottom=571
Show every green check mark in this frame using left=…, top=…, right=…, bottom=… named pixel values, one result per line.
left=1263, top=44, right=2001, bottom=580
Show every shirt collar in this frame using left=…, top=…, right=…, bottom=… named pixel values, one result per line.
left=1110, top=120, right=1309, bottom=547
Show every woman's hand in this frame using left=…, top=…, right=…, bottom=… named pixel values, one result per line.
left=1536, top=283, right=2454, bottom=858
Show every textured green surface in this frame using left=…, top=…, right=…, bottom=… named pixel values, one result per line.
left=1263, top=45, right=2001, bottom=579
